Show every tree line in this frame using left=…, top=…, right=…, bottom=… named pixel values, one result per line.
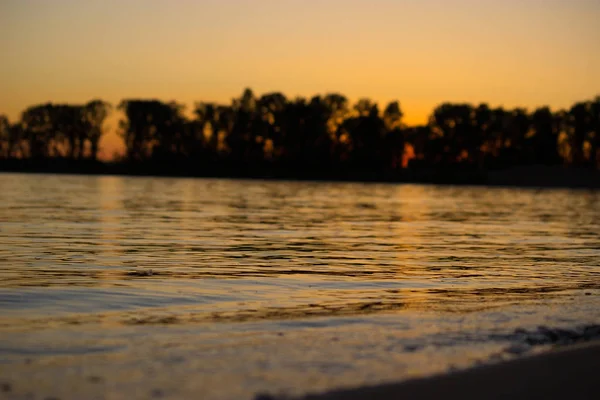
left=1, top=89, right=599, bottom=179
left=0, top=100, right=110, bottom=161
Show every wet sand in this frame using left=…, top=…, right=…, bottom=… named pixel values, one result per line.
left=295, top=341, right=600, bottom=400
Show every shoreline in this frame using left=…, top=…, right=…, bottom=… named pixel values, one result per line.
left=287, top=341, right=600, bottom=400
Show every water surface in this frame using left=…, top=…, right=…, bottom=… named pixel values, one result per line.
left=0, top=173, right=599, bottom=399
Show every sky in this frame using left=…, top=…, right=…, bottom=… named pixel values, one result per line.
left=1, top=0, right=599, bottom=159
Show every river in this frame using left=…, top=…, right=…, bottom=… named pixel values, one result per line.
left=0, top=173, right=599, bottom=399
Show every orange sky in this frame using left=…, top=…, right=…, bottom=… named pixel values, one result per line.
left=1, top=0, right=599, bottom=159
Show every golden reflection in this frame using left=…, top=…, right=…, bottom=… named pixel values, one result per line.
left=95, top=176, right=126, bottom=285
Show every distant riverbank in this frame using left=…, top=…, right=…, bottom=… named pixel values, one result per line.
left=1, top=160, right=599, bottom=189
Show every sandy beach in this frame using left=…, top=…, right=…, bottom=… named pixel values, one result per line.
left=292, top=341, right=600, bottom=400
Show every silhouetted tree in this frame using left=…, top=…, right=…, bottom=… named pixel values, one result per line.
left=529, top=107, right=560, bottom=165
left=338, top=99, right=386, bottom=169
left=568, top=102, right=589, bottom=167
left=0, top=115, right=9, bottom=158
left=383, top=102, right=405, bottom=170
left=429, top=103, right=477, bottom=165
left=565, top=98, right=600, bottom=168
left=84, top=100, right=110, bottom=161
left=409, top=124, right=441, bottom=167
left=255, top=92, right=288, bottom=160
left=119, top=100, right=187, bottom=162
left=589, top=97, right=600, bottom=168
left=20, top=104, right=56, bottom=159
left=278, top=96, right=335, bottom=172
left=3, top=91, right=600, bottom=179
left=5, top=102, right=110, bottom=162
left=194, top=102, right=220, bottom=158
left=226, top=88, right=263, bottom=164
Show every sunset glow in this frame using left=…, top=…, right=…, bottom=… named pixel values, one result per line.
left=2, top=0, right=599, bottom=159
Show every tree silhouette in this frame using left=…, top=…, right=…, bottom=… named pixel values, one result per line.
left=194, top=102, right=220, bottom=159
left=2, top=102, right=109, bottom=162
left=20, top=104, right=55, bottom=159
left=84, top=100, right=111, bottom=161
left=569, top=102, right=589, bottom=167
left=2, top=91, right=599, bottom=180
left=589, top=97, right=600, bottom=168
left=529, top=107, right=560, bottom=165
left=255, top=92, right=288, bottom=160
left=429, top=103, right=477, bottom=165
left=119, top=100, right=187, bottom=162
left=226, top=88, right=261, bottom=164
left=5, top=122, right=25, bottom=159
left=382, top=102, right=405, bottom=170
left=0, top=115, right=9, bottom=159
left=277, top=96, right=335, bottom=172
left=338, top=99, right=385, bottom=170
